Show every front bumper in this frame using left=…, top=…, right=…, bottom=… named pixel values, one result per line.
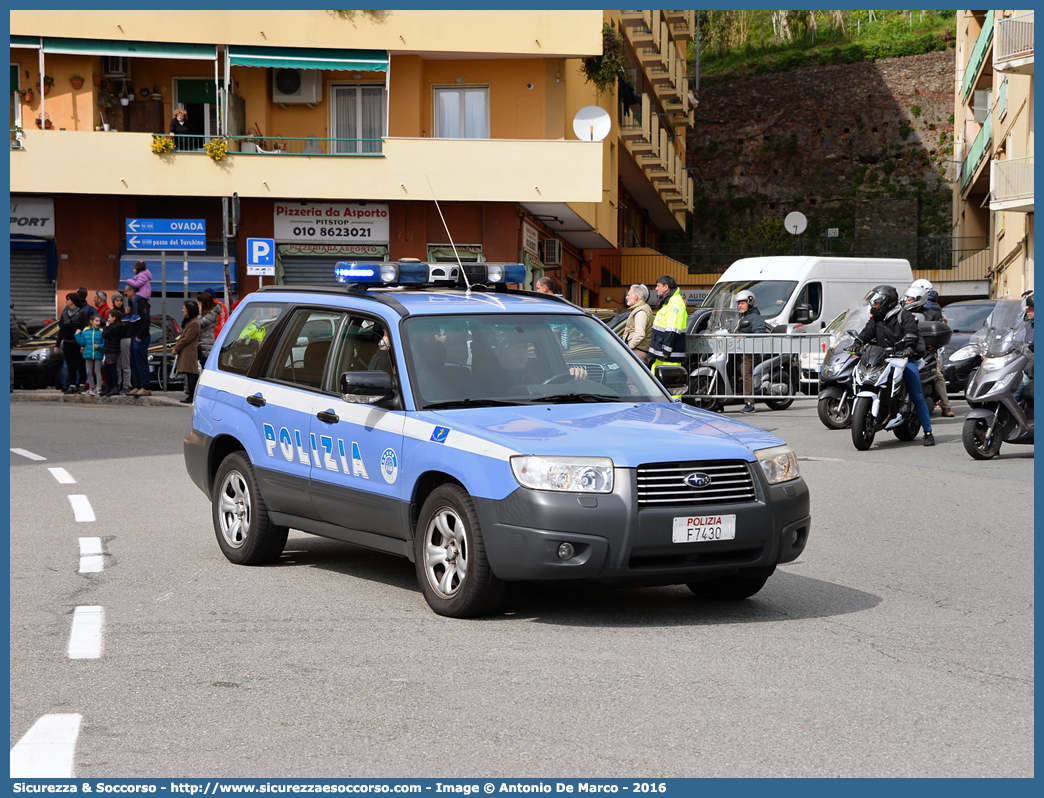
left=474, top=467, right=810, bottom=585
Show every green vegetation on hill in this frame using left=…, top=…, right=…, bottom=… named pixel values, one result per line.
left=690, top=10, right=956, bottom=85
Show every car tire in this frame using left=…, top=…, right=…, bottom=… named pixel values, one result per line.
left=212, top=452, right=288, bottom=565
left=687, top=570, right=771, bottom=600
left=414, top=484, right=505, bottom=618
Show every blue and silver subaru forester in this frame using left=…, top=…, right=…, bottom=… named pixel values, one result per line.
left=184, top=262, right=810, bottom=617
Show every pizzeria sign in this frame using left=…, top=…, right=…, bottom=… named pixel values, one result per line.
left=274, top=202, right=390, bottom=244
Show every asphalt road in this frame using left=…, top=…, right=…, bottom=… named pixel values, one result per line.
left=8, top=399, right=1034, bottom=778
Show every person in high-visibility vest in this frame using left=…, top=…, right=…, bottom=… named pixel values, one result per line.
left=649, top=274, right=688, bottom=370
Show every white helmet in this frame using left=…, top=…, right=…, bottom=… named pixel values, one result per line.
left=903, top=285, right=928, bottom=311
left=735, top=290, right=755, bottom=306
left=911, top=279, right=933, bottom=293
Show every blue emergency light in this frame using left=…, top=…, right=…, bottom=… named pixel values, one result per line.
left=334, top=261, right=526, bottom=288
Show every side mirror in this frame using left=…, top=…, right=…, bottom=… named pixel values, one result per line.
left=340, top=371, right=393, bottom=404
left=653, top=364, right=688, bottom=392
left=791, top=303, right=813, bottom=325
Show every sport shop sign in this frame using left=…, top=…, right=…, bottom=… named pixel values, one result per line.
left=274, top=202, right=389, bottom=244
left=11, top=197, right=55, bottom=238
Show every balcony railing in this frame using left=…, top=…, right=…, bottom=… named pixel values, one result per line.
left=995, top=12, right=1034, bottom=68
left=228, top=136, right=383, bottom=156
left=960, top=113, right=992, bottom=191
left=993, top=156, right=1034, bottom=209
left=961, top=12, right=995, bottom=104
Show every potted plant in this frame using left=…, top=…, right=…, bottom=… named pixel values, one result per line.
left=70, top=74, right=85, bottom=90
left=37, top=75, right=54, bottom=95
left=205, top=136, right=228, bottom=162
left=11, top=125, right=24, bottom=145
left=151, top=134, right=176, bottom=154
left=580, top=23, right=628, bottom=94
left=34, top=113, right=52, bottom=130
left=93, top=74, right=102, bottom=86
left=18, top=87, right=34, bottom=104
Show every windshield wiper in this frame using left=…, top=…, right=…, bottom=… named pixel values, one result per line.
left=421, top=398, right=519, bottom=410
left=529, top=393, right=621, bottom=404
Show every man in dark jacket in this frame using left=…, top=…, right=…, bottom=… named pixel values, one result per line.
left=855, top=285, right=935, bottom=445
left=124, top=283, right=152, bottom=396
left=735, top=290, right=766, bottom=413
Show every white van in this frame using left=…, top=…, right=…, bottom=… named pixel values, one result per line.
left=702, top=256, right=915, bottom=330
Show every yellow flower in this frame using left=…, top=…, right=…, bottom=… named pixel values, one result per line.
left=205, top=137, right=228, bottom=162
left=151, top=135, right=176, bottom=154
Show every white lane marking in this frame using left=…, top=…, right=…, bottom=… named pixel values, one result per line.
left=67, top=495, right=95, bottom=523
left=9, top=713, right=83, bottom=777
left=78, top=538, right=103, bottom=574
left=48, top=467, right=77, bottom=484
left=67, top=606, right=104, bottom=659
left=10, top=448, right=46, bottom=461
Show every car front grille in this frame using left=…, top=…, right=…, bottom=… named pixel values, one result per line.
left=635, top=460, right=757, bottom=507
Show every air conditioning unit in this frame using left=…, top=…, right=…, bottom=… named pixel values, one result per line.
left=102, top=56, right=131, bottom=79
left=272, top=68, right=322, bottom=105
left=541, top=239, right=563, bottom=266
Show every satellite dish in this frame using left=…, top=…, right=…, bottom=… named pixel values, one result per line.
left=784, top=211, right=808, bottom=236
left=572, top=106, right=611, bottom=142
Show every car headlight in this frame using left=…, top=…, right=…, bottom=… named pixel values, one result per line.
left=510, top=455, right=614, bottom=493
left=948, top=344, right=983, bottom=363
left=755, top=446, right=800, bottom=484
left=26, top=347, right=51, bottom=362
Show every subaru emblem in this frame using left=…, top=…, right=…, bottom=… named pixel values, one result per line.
left=684, top=472, right=712, bottom=489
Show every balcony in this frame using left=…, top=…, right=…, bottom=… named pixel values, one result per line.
left=995, top=12, right=1034, bottom=74
left=961, top=12, right=994, bottom=105
left=960, top=113, right=992, bottom=192
left=9, top=131, right=604, bottom=203
left=992, top=156, right=1034, bottom=213
left=620, top=10, right=653, bottom=29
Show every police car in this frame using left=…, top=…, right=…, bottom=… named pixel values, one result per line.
left=184, top=261, right=810, bottom=617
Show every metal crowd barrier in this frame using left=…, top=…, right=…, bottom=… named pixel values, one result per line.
left=680, top=332, right=835, bottom=402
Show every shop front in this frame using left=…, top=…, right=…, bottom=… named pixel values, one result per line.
left=273, top=200, right=389, bottom=286
left=10, top=196, right=58, bottom=324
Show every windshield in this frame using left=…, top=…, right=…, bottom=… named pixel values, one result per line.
left=401, top=313, right=670, bottom=408
left=983, top=298, right=1032, bottom=357
left=703, top=280, right=798, bottom=319
left=826, top=302, right=871, bottom=355
left=942, top=301, right=996, bottom=333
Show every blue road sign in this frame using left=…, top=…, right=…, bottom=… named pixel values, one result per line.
left=125, top=218, right=206, bottom=235
left=246, top=238, right=276, bottom=276
left=126, top=234, right=207, bottom=250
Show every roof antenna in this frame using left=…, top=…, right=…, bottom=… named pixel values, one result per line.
left=425, top=174, right=472, bottom=297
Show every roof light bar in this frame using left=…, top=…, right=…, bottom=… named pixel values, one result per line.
left=334, top=261, right=526, bottom=288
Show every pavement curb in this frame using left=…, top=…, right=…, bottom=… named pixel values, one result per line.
left=11, top=391, right=189, bottom=408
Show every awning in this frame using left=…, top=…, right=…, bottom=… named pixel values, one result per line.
left=120, top=244, right=237, bottom=295
left=10, top=36, right=40, bottom=49
left=42, top=37, right=216, bottom=60
left=227, top=45, right=387, bottom=71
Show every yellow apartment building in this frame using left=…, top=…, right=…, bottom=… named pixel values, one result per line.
left=9, top=9, right=694, bottom=322
left=953, top=9, right=1034, bottom=299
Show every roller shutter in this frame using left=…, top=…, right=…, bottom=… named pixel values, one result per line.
left=279, top=255, right=382, bottom=287
left=9, top=250, right=57, bottom=324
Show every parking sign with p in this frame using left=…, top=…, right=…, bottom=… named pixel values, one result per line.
left=246, top=238, right=276, bottom=276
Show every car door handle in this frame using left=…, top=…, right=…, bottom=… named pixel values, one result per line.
left=316, top=410, right=339, bottom=424
left=246, top=394, right=266, bottom=407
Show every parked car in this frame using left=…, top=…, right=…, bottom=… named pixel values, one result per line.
left=11, top=320, right=63, bottom=389
left=939, top=299, right=998, bottom=393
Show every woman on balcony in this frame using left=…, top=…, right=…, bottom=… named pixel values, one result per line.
left=169, top=108, right=194, bottom=150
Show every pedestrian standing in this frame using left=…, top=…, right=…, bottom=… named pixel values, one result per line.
left=734, top=290, right=767, bottom=414
left=623, top=284, right=653, bottom=363
left=124, top=283, right=152, bottom=396
left=100, top=309, right=128, bottom=396
left=55, top=292, right=89, bottom=394
left=93, top=290, right=110, bottom=321
left=110, top=292, right=133, bottom=393
left=173, top=300, right=201, bottom=403
left=202, top=288, right=229, bottom=337
left=196, top=291, right=220, bottom=368
left=75, top=313, right=105, bottom=395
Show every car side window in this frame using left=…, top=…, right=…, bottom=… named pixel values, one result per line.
left=327, top=315, right=395, bottom=391
left=263, top=308, right=344, bottom=390
left=793, top=282, right=822, bottom=322
left=218, top=303, right=286, bottom=375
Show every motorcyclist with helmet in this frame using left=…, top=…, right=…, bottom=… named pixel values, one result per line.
left=903, top=282, right=953, bottom=416
left=735, top=290, right=767, bottom=413
left=854, top=285, right=936, bottom=446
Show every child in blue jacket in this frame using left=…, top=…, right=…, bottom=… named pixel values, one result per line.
left=75, top=314, right=105, bottom=395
